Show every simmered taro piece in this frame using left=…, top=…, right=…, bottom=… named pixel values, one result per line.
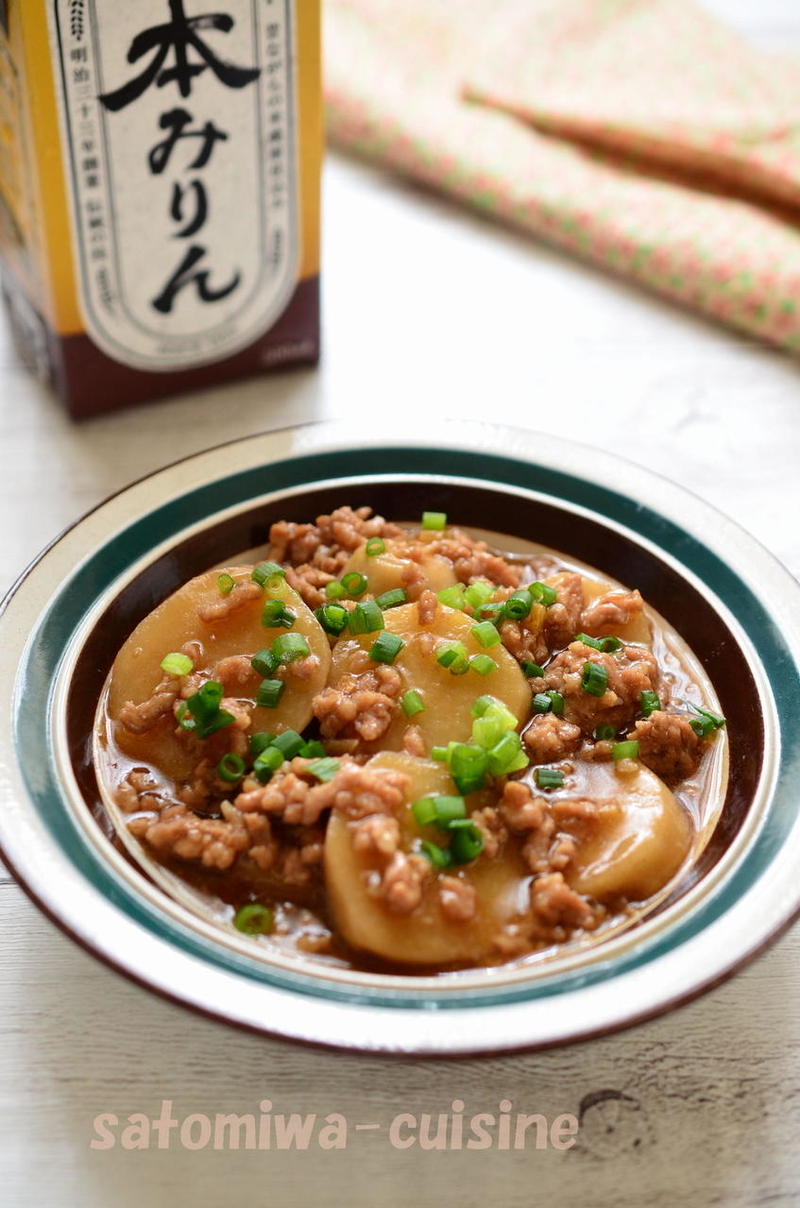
left=95, top=507, right=727, bottom=973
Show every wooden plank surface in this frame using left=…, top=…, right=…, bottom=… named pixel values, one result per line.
left=2, top=3, right=800, bottom=1203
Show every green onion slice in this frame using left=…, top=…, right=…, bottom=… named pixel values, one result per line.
left=369, top=632, right=405, bottom=665
left=612, top=740, right=640, bottom=761
left=449, top=745, right=488, bottom=794
left=534, top=767, right=565, bottom=790
left=298, top=739, right=327, bottom=758
left=529, top=582, right=558, bottom=606
left=341, top=571, right=368, bottom=597
left=581, top=661, right=609, bottom=697
left=251, top=648, right=278, bottom=677
left=448, top=820, right=484, bottom=864
left=217, top=572, right=235, bottom=596
left=401, top=690, right=425, bottom=717
left=217, top=752, right=247, bottom=783
left=251, top=561, right=285, bottom=587
left=420, top=840, right=452, bottom=869
left=256, top=679, right=285, bottom=709
left=233, top=903, right=274, bottom=935
left=249, top=731, right=276, bottom=757
left=160, top=651, right=193, bottom=677
left=306, top=757, right=341, bottom=783
left=521, top=661, right=544, bottom=678
left=261, top=599, right=295, bottom=629
left=532, top=692, right=553, bottom=715
left=375, top=588, right=407, bottom=610
left=252, top=746, right=284, bottom=782
left=325, top=580, right=347, bottom=600
left=469, top=654, right=498, bottom=676
left=437, top=585, right=465, bottom=609
left=272, top=632, right=310, bottom=664
left=471, top=621, right=500, bottom=648
left=348, top=599, right=385, bottom=634
left=464, top=581, right=495, bottom=610
left=502, top=590, right=533, bottom=621
left=271, top=729, right=304, bottom=758
left=640, top=690, right=661, bottom=717
left=593, top=725, right=616, bottom=741
left=365, top=537, right=386, bottom=557
left=487, top=731, right=523, bottom=776
left=421, top=511, right=447, bottom=531
left=314, top=603, right=349, bottom=635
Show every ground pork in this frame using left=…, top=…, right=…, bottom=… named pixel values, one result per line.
left=543, top=640, right=660, bottom=733
left=117, top=677, right=180, bottom=734
left=523, top=713, right=582, bottom=763
left=529, top=872, right=601, bottom=940
left=268, top=507, right=403, bottom=607
left=631, top=710, right=706, bottom=785
left=313, top=663, right=402, bottom=744
left=438, top=875, right=477, bottom=923
left=430, top=528, right=522, bottom=588
left=235, top=757, right=409, bottom=825
left=500, top=573, right=584, bottom=665
left=471, top=806, right=508, bottom=860
left=580, top=588, right=644, bottom=637
left=353, top=813, right=401, bottom=857
left=378, top=851, right=431, bottom=914
left=416, top=588, right=438, bottom=626
left=196, top=578, right=262, bottom=624
left=133, top=800, right=275, bottom=872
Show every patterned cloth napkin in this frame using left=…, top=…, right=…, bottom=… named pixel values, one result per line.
left=325, top=0, right=800, bottom=352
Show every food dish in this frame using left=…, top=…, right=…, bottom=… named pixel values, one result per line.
left=0, top=422, right=797, bottom=1052
left=96, top=507, right=727, bottom=974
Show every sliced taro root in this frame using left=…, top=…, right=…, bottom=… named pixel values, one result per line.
left=108, top=566, right=330, bottom=781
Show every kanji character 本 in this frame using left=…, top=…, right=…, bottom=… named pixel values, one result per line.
left=151, top=244, right=240, bottom=313
left=99, top=0, right=260, bottom=112
left=170, top=179, right=208, bottom=238
left=148, top=108, right=227, bottom=174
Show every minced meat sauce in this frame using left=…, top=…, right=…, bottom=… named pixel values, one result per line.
left=94, top=506, right=728, bottom=973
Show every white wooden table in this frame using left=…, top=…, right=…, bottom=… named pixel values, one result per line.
left=3, top=4, right=800, bottom=1203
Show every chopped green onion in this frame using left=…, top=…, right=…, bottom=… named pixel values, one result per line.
left=249, top=732, right=276, bottom=757
left=420, top=840, right=452, bottom=869
left=422, top=511, right=447, bottom=531
left=464, top=581, right=494, bottom=609
left=532, top=692, right=553, bottom=715
left=298, top=739, right=326, bottom=758
left=448, top=820, right=484, bottom=864
left=431, top=746, right=448, bottom=761
left=487, top=731, right=522, bottom=776
left=365, top=537, right=386, bottom=557
left=436, top=641, right=469, bottom=674
left=261, top=599, right=295, bottom=629
left=546, top=691, right=565, bottom=716
left=522, top=661, right=544, bottom=678
left=160, top=651, right=193, bottom=677
left=251, top=648, right=278, bottom=677
left=325, top=580, right=346, bottom=600
left=413, top=797, right=439, bottom=827
left=640, top=690, right=661, bottom=717
left=272, top=632, right=310, bottom=664
left=348, top=599, right=385, bottom=634
left=449, top=745, right=488, bottom=794
left=581, top=661, right=609, bottom=697
left=471, top=621, right=501, bottom=648
left=575, top=632, right=622, bottom=653
left=529, top=582, right=557, bottom=606
left=593, top=725, right=616, bottom=741
left=612, top=740, right=640, bottom=761
left=233, top=903, right=274, bottom=935
left=433, top=795, right=468, bottom=824
left=535, top=767, right=565, bottom=790
left=469, top=654, right=498, bottom=676
left=689, top=705, right=726, bottom=738
left=369, top=632, right=405, bottom=665
left=182, top=681, right=235, bottom=738
left=217, top=752, right=247, bottom=783
left=271, top=729, right=304, bottom=758
left=256, top=679, right=285, bottom=709
left=471, top=694, right=501, bottom=718
left=437, top=585, right=465, bottom=609
left=341, top=571, right=368, bottom=597
left=374, top=588, right=406, bottom=610
left=502, top=590, right=533, bottom=622
left=252, top=561, right=285, bottom=587
left=306, top=757, right=341, bottom=783
left=401, top=690, right=425, bottom=717
left=314, top=603, right=349, bottom=635
left=471, top=701, right=518, bottom=750
left=253, top=746, right=284, bottom=782
left=217, top=572, right=235, bottom=596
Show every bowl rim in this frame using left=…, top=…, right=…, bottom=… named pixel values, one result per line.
left=1, top=419, right=798, bottom=1055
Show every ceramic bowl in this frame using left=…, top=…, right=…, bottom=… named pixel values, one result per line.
left=0, top=420, right=797, bottom=1054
